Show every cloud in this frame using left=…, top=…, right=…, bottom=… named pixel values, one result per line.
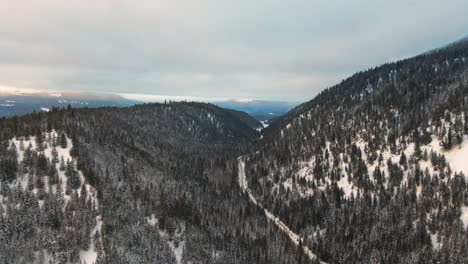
left=0, top=0, right=467, bottom=101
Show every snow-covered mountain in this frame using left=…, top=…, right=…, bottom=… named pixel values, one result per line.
left=0, top=102, right=301, bottom=263
left=1, top=36, right=468, bottom=264
left=243, top=35, right=468, bottom=263
left=118, top=93, right=298, bottom=123
left=0, top=87, right=135, bottom=118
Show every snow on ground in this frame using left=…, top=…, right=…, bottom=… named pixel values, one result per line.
left=168, top=234, right=185, bottom=264
left=0, top=193, right=7, bottom=217
left=355, top=135, right=468, bottom=187
left=146, top=214, right=158, bottom=226
left=157, top=223, right=186, bottom=264
left=8, top=131, right=101, bottom=264
left=423, top=137, right=468, bottom=177
left=295, top=141, right=359, bottom=199
left=336, top=174, right=355, bottom=198
left=79, top=247, right=97, bottom=264
left=145, top=213, right=185, bottom=264
left=356, top=136, right=467, bottom=203
left=238, top=157, right=327, bottom=264
left=79, top=215, right=103, bottom=264
left=462, top=206, right=468, bottom=229
left=359, top=136, right=468, bottom=228
left=10, top=132, right=91, bottom=205
left=430, top=232, right=442, bottom=251
left=287, top=133, right=468, bottom=231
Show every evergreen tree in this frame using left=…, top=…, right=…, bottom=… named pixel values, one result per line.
left=60, top=132, right=68, bottom=149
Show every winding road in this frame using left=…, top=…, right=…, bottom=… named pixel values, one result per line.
left=237, top=156, right=326, bottom=264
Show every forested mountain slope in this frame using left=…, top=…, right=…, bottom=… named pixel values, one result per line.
left=2, top=37, right=468, bottom=264
left=225, top=108, right=264, bottom=131
left=0, top=102, right=308, bottom=264
left=245, top=38, right=468, bottom=263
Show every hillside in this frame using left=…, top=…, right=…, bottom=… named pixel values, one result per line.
left=225, top=108, right=264, bottom=130
left=0, top=102, right=307, bottom=264
left=2, top=37, right=468, bottom=264
left=216, top=99, right=297, bottom=122
left=244, top=38, right=468, bottom=263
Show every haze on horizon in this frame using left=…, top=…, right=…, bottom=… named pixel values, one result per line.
left=1, top=0, right=468, bottom=102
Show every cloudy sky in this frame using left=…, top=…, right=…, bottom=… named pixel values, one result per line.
left=1, top=0, right=468, bottom=101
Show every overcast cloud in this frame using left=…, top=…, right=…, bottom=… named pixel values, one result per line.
left=1, top=0, right=467, bottom=101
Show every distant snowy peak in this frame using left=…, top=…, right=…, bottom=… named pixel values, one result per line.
left=0, top=86, right=47, bottom=96
left=0, top=85, right=125, bottom=101
left=230, top=98, right=256, bottom=103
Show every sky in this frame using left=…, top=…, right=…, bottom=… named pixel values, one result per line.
left=1, top=0, right=468, bottom=102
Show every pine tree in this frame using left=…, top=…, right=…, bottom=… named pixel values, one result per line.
left=399, top=152, right=408, bottom=170
left=35, top=129, right=45, bottom=151
left=51, top=147, right=59, bottom=164
left=60, top=156, right=66, bottom=171
left=60, top=132, right=67, bottom=149
left=66, top=160, right=81, bottom=190
left=413, top=140, right=422, bottom=160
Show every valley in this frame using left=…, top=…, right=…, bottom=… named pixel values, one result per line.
left=1, top=36, right=468, bottom=264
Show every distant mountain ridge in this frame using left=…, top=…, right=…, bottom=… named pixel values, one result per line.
left=216, top=99, right=298, bottom=121
left=0, top=101, right=303, bottom=263
left=2, top=33, right=468, bottom=264
left=245, top=34, right=468, bottom=263
left=0, top=86, right=294, bottom=126
left=0, top=86, right=125, bottom=101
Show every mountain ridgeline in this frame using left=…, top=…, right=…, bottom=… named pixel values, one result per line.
left=245, top=38, right=468, bottom=262
left=0, top=102, right=310, bottom=264
left=0, top=37, right=468, bottom=264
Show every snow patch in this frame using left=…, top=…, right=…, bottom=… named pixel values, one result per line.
left=461, top=206, right=468, bottom=229
left=238, top=157, right=326, bottom=264
left=8, top=131, right=102, bottom=263
left=426, top=138, right=468, bottom=177
left=158, top=224, right=186, bottom=264
left=146, top=214, right=158, bottom=226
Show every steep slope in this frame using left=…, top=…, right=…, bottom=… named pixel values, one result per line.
left=238, top=157, right=325, bottom=264
left=0, top=102, right=307, bottom=264
left=217, top=99, right=297, bottom=121
left=225, top=109, right=263, bottom=130
left=1, top=131, right=101, bottom=263
left=245, top=38, right=468, bottom=263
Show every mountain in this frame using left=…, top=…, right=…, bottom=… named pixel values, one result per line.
left=0, top=88, right=268, bottom=132
left=0, top=102, right=307, bottom=264
left=225, top=108, right=264, bottom=130
left=0, top=95, right=136, bottom=117
left=216, top=99, right=298, bottom=122
left=244, top=37, right=468, bottom=262
left=1, top=36, right=468, bottom=264
left=0, top=87, right=135, bottom=117
left=117, top=94, right=298, bottom=123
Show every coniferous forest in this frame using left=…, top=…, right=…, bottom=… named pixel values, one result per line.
left=1, top=38, right=468, bottom=264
